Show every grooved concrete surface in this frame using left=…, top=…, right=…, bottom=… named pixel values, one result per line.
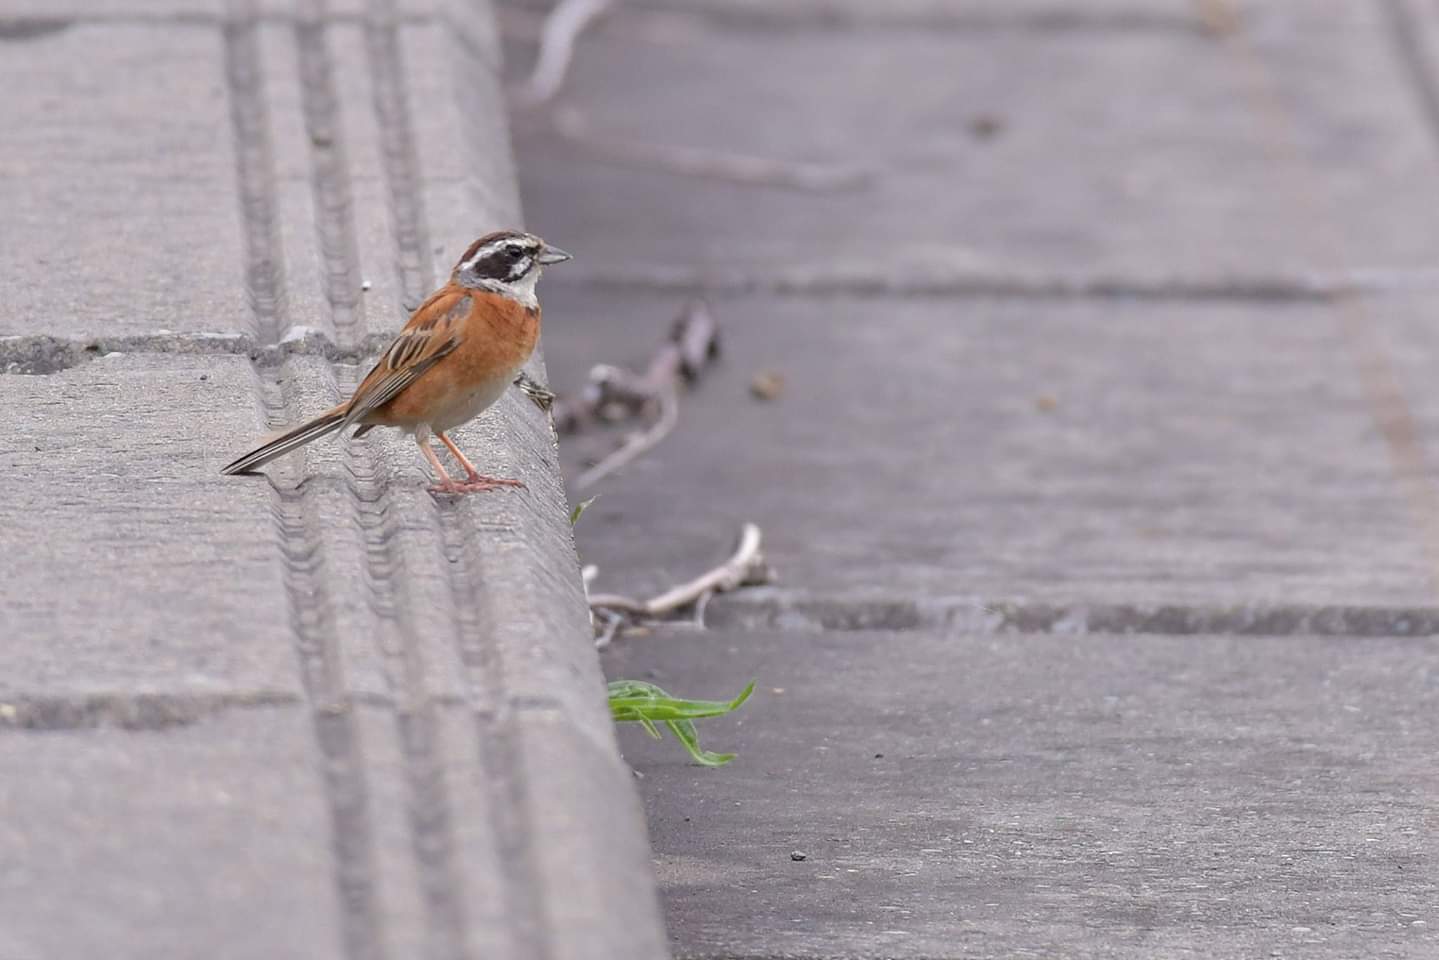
left=504, top=0, right=1439, bottom=956
left=0, top=3, right=667, bottom=959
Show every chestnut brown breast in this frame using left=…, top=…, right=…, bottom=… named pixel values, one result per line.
left=366, top=287, right=540, bottom=428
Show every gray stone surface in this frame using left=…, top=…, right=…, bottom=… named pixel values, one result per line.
left=518, top=0, right=1439, bottom=613
left=0, top=354, right=298, bottom=698
left=508, top=0, right=1439, bottom=956
left=515, top=1, right=1439, bottom=287
left=0, top=710, right=342, bottom=960
left=550, top=288, right=1436, bottom=610
left=605, top=628, right=1439, bottom=960
left=0, top=21, right=250, bottom=337
left=0, top=2, right=669, bottom=958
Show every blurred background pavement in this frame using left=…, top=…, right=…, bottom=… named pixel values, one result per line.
left=502, top=1, right=1439, bottom=956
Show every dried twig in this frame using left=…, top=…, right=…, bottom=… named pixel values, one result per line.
left=513, top=0, right=612, bottom=108
left=692, top=589, right=714, bottom=629
left=552, top=108, right=872, bottom=193
left=575, top=386, right=677, bottom=489
left=553, top=299, right=720, bottom=435
left=594, top=610, right=626, bottom=651
left=590, top=523, right=774, bottom=647
left=545, top=300, right=719, bottom=489
left=643, top=523, right=768, bottom=616
left=585, top=592, right=648, bottom=616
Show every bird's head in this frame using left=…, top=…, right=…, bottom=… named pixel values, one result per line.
left=452, top=230, right=572, bottom=307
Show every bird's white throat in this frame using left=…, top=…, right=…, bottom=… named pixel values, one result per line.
left=472, top=269, right=540, bottom=309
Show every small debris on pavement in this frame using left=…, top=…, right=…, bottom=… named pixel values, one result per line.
left=1196, top=0, right=1241, bottom=36
left=790, top=851, right=807, bottom=861
left=969, top=113, right=1005, bottom=140
left=1035, top=393, right=1059, bottom=413
left=750, top=370, right=785, bottom=402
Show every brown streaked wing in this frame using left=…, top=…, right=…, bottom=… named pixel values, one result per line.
left=340, top=293, right=471, bottom=427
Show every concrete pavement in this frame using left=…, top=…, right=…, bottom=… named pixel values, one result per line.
left=0, top=3, right=668, bottom=958
left=506, top=0, right=1439, bottom=955
left=606, top=629, right=1439, bottom=959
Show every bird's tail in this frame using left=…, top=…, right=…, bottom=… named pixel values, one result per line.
left=221, top=404, right=348, bottom=475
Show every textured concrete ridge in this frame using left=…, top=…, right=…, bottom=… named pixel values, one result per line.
left=0, top=3, right=668, bottom=959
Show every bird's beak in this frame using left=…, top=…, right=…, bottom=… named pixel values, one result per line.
left=537, top=244, right=572, bottom=265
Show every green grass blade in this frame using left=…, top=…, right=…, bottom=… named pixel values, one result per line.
left=664, top=718, right=737, bottom=767
left=569, top=496, right=599, bottom=526
left=607, top=679, right=755, bottom=766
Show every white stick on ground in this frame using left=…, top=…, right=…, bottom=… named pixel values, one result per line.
left=590, top=523, right=774, bottom=647
left=642, top=523, right=767, bottom=616
left=574, top=385, right=678, bottom=490
left=515, top=0, right=612, bottom=107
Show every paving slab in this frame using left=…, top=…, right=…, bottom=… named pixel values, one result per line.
left=0, top=710, right=342, bottom=960
left=0, top=354, right=297, bottom=699
left=0, top=21, right=250, bottom=338
left=548, top=288, right=1436, bottom=611
left=604, top=627, right=1439, bottom=959
left=513, top=1, right=1439, bottom=288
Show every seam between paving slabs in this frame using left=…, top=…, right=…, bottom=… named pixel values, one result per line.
left=553, top=265, right=1392, bottom=300
left=0, top=4, right=1206, bottom=34
left=499, top=0, right=1210, bottom=34
left=0, top=273, right=1419, bottom=376
left=707, top=593, right=1439, bottom=637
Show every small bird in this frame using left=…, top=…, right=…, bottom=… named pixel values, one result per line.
left=222, top=230, right=571, bottom=494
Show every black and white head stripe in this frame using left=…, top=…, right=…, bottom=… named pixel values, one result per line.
left=451, top=231, right=571, bottom=307
left=457, top=231, right=541, bottom=283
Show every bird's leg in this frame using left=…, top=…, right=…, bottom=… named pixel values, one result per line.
left=438, top=431, right=525, bottom=491
left=417, top=436, right=466, bottom=495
